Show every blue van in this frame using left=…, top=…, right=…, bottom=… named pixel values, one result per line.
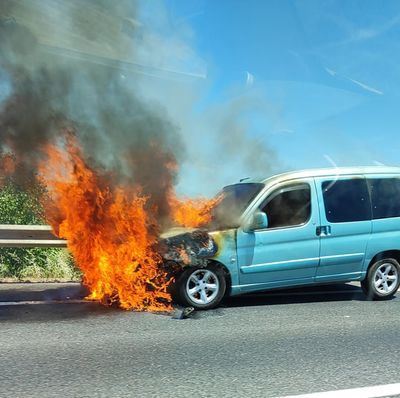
left=165, top=167, right=400, bottom=309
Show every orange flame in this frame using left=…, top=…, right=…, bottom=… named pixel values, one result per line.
left=0, top=153, right=17, bottom=176
left=170, top=196, right=221, bottom=228
left=39, top=137, right=172, bottom=311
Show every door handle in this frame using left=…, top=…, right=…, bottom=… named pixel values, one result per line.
left=316, top=225, right=331, bottom=236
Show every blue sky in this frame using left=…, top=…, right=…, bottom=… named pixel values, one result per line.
left=138, top=0, right=400, bottom=195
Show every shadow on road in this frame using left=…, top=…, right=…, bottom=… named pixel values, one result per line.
left=0, top=283, right=119, bottom=323
left=0, top=302, right=117, bottom=323
left=1, top=282, right=398, bottom=323
left=222, top=283, right=377, bottom=308
left=0, top=283, right=88, bottom=302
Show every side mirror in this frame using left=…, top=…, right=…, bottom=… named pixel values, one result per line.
left=243, top=211, right=268, bottom=232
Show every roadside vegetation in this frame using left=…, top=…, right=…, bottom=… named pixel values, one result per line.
left=0, top=180, right=80, bottom=281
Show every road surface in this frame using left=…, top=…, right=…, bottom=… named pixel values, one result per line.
left=1, top=282, right=400, bottom=397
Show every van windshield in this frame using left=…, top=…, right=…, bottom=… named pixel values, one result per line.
left=208, top=183, right=264, bottom=229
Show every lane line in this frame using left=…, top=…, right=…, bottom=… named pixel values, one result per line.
left=278, top=383, right=400, bottom=398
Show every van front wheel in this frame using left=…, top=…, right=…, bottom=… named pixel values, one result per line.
left=175, top=265, right=226, bottom=310
left=361, top=258, right=400, bottom=300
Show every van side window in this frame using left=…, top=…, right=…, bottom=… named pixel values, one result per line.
left=260, top=183, right=311, bottom=229
left=368, top=178, right=400, bottom=219
left=322, top=179, right=371, bottom=223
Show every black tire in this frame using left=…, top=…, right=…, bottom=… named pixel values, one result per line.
left=361, top=258, right=400, bottom=300
left=174, top=264, right=226, bottom=310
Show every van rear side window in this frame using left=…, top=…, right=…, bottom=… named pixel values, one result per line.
left=321, top=179, right=371, bottom=223
left=368, top=178, right=400, bottom=219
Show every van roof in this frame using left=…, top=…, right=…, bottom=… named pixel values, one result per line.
left=258, top=166, right=400, bottom=184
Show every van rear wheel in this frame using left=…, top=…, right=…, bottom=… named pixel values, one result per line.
left=361, top=258, right=400, bottom=300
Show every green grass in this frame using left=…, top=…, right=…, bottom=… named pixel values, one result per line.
left=0, top=179, right=81, bottom=281
left=0, top=247, right=81, bottom=281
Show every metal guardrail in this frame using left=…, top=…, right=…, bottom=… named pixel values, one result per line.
left=0, top=225, right=67, bottom=248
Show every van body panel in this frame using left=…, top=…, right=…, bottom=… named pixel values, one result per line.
left=235, top=168, right=400, bottom=293
left=313, top=175, right=372, bottom=281
left=362, top=173, right=400, bottom=273
left=208, top=229, right=240, bottom=287
left=174, top=167, right=400, bottom=298
left=236, top=177, right=320, bottom=289
left=364, top=218, right=400, bottom=267
left=235, top=277, right=315, bottom=294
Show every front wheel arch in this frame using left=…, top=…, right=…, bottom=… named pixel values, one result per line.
left=206, top=260, right=232, bottom=297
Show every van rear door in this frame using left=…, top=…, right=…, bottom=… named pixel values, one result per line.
left=314, top=176, right=372, bottom=281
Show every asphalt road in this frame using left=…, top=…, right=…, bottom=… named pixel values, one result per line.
left=1, top=282, right=400, bottom=398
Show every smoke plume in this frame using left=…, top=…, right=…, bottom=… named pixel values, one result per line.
left=0, top=0, right=184, bottom=223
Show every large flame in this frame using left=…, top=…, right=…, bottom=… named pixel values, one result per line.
left=39, top=136, right=172, bottom=311
left=36, top=134, right=221, bottom=312
left=170, top=196, right=221, bottom=228
left=0, top=153, right=17, bottom=177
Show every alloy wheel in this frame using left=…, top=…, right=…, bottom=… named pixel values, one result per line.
left=185, top=269, right=220, bottom=305
left=374, top=262, right=399, bottom=295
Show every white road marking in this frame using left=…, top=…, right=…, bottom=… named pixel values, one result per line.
left=278, top=383, right=400, bottom=398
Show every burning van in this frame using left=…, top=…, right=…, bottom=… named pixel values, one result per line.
left=163, top=166, right=400, bottom=310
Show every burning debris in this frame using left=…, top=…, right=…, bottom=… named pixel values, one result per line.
left=161, top=229, right=218, bottom=267
left=0, top=1, right=221, bottom=312
left=171, top=306, right=195, bottom=320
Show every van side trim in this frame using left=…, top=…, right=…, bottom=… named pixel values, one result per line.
left=232, top=277, right=314, bottom=293
left=319, top=252, right=365, bottom=266
left=239, top=253, right=365, bottom=274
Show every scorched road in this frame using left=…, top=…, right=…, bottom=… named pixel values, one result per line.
left=1, top=282, right=400, bottom=398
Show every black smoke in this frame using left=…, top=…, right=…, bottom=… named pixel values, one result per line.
left=0, top=0, right=185, bottom=223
